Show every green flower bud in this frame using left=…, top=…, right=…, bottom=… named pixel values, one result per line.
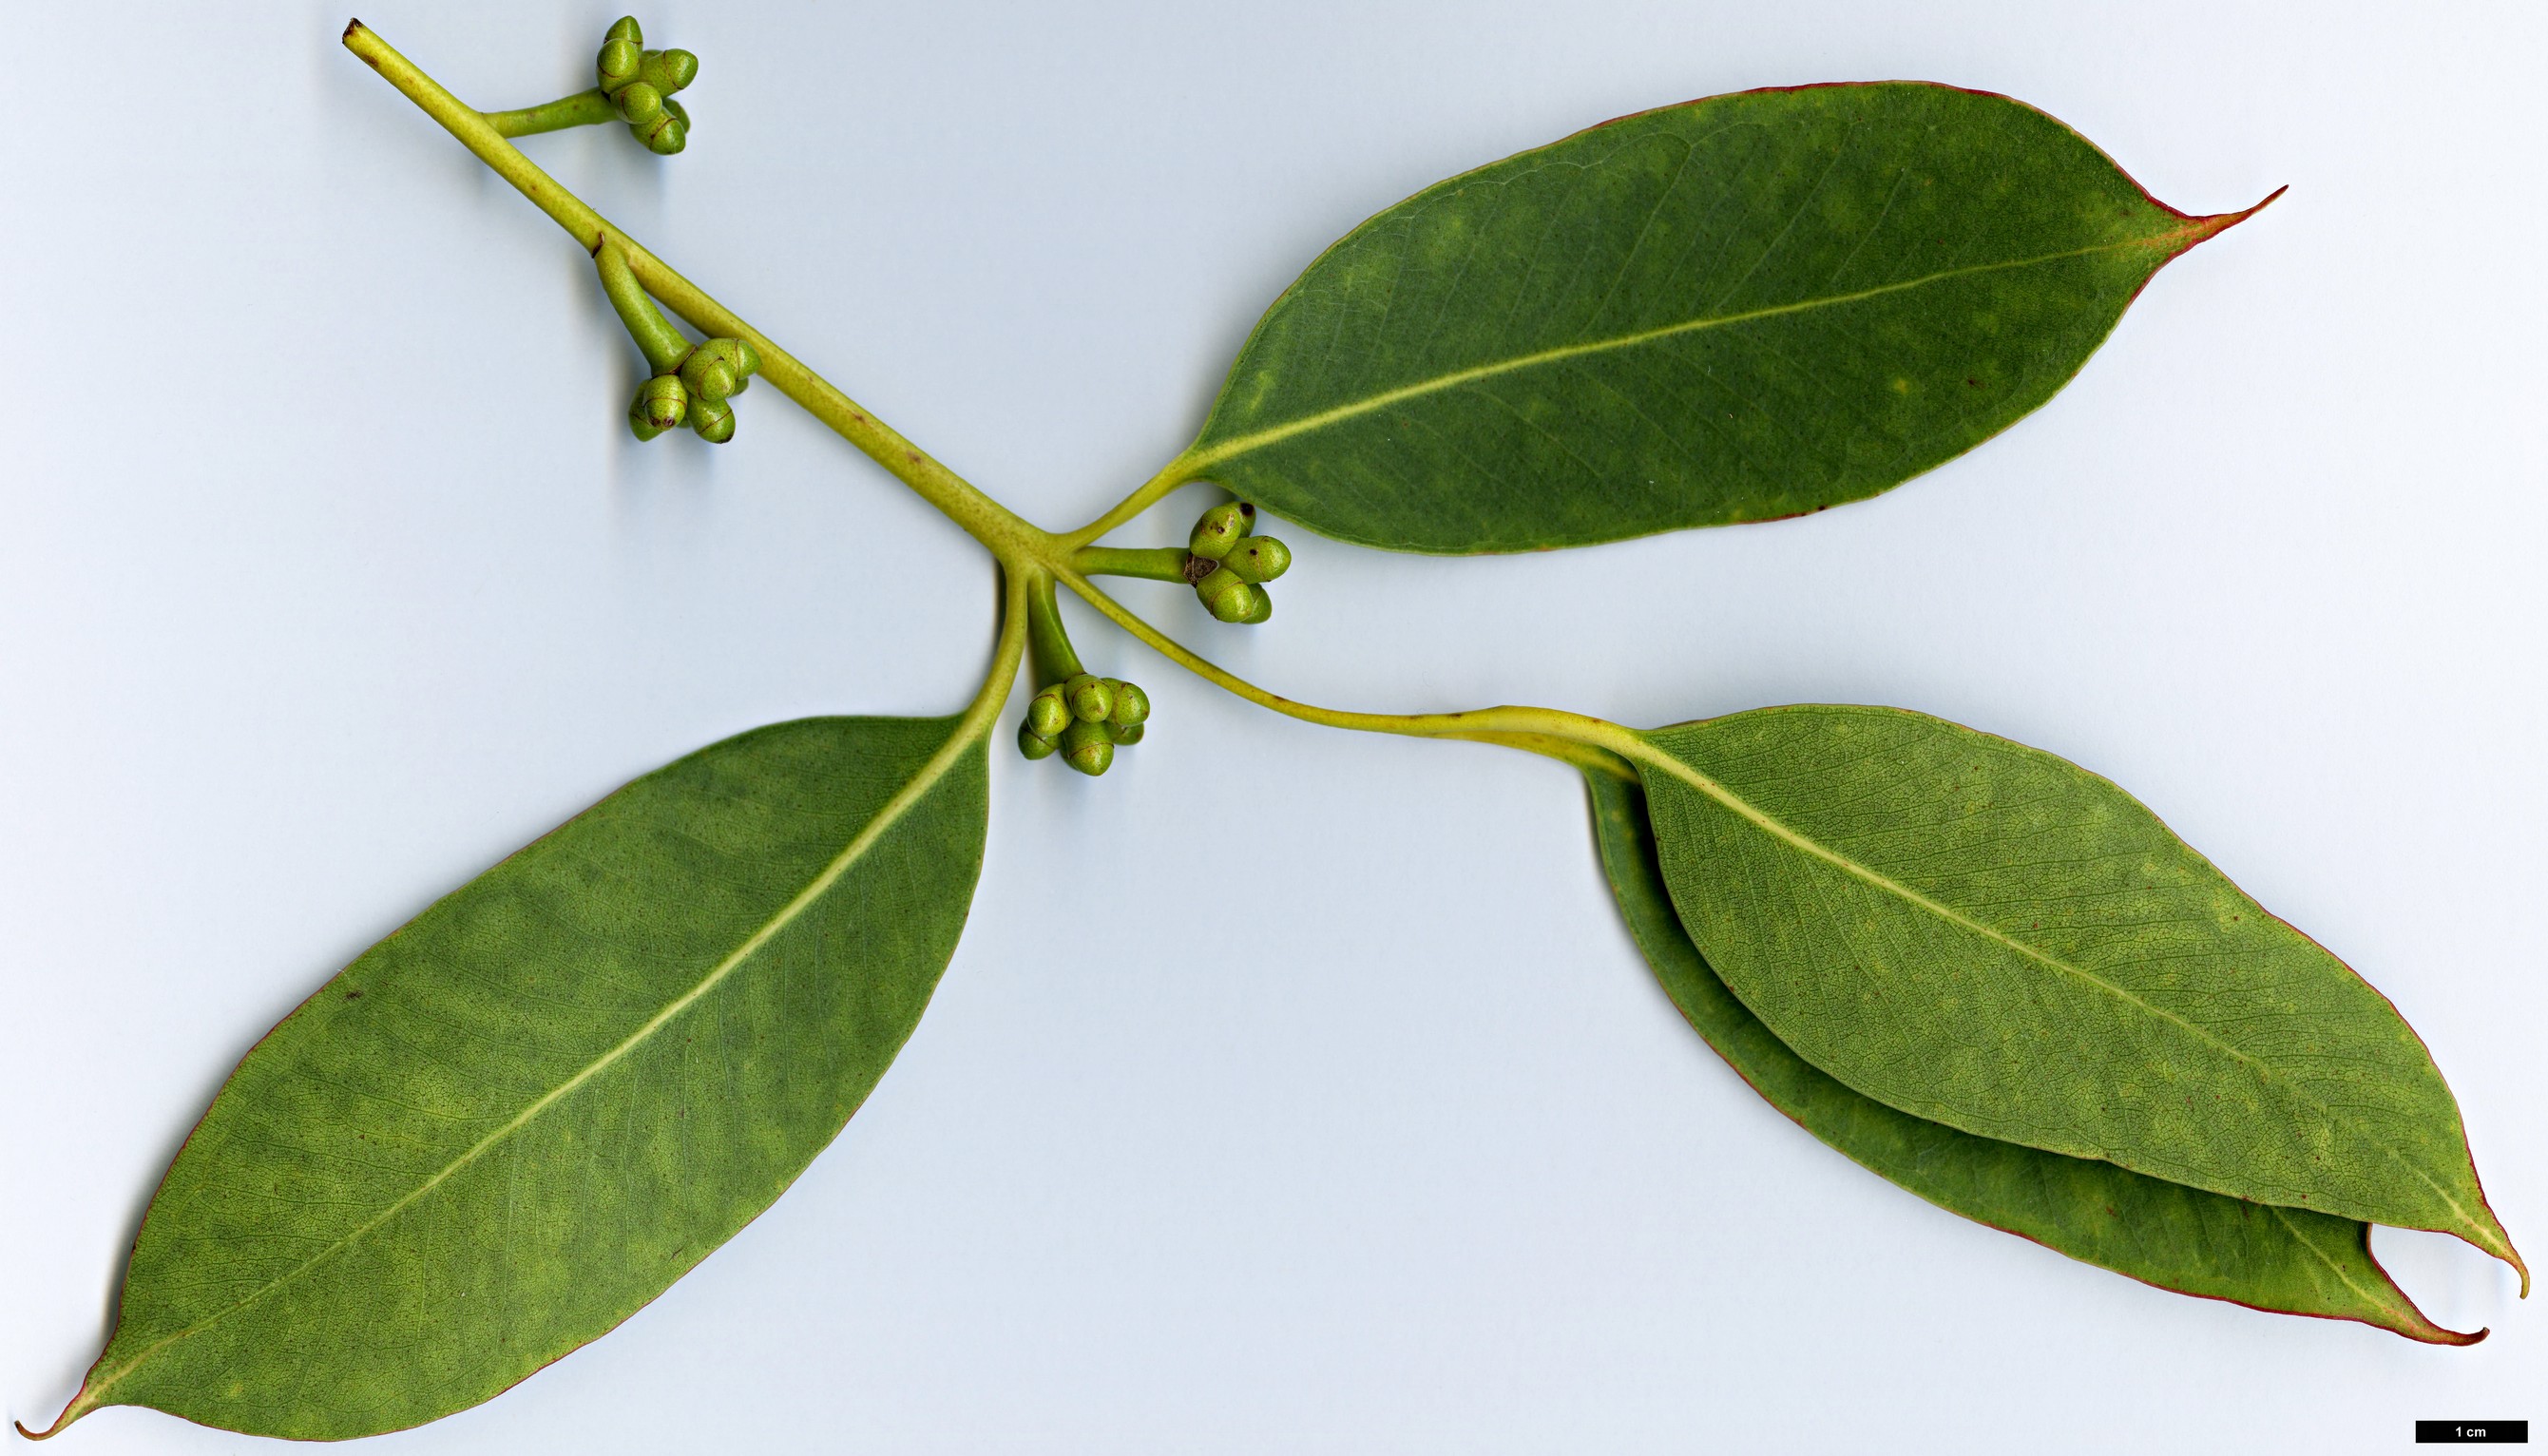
left=1061, top=718, right=1114, bottom=776
left=1196, top=565, right=1254, bottom=623
left=635, top=374, right=688, bottom=434
left=1105, top=680, right=1149, bottom=730
left=613, top=79, right=663, bottom=125
left=598, top=36, right=642, bottom=88
left=628, top=394, right=668, bottom=441
left=636, top=103, right=688, bottom=155
left=605, top=16, right=643, bottom=45
left=641, top=48, right=699, bottom=95
left=1026, top=685, right=1071, bottom=739
left=1063, top=673, right=1115, bottom=724
left=1107, top=721, right=1145, bottom=746
left=688, top=393, right=735, bottom=443
left=1017, top=718, right=1057, bottom=760
left=703, top=336, right=758, bottom=393
left=680, top=346, right=739, bottom=403
left=1187, top=500, right=1255, bottom=561
left=1222, top=535, right=1291, bottom=584
left=1236, top=584, right=1273, bottom=624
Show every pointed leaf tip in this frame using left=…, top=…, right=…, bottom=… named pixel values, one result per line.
left=16, top=1401, right=82, bottom=1441
left=2171, top=184, right=2286, bottom=251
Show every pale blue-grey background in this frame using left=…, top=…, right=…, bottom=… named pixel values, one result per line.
left=5, top=2, right=2541, bottom=1450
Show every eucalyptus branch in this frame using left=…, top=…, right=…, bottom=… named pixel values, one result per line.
left=342, top=21, right=1053, bottom=572
left=22, top=14, right=2519, bottom=1445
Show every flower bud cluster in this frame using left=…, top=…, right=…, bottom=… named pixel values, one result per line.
left=627, top=337, right=760, bottom=443
left=597, top=17, right=698, bottom=155
left=1019, top=674, right=1150, bottom=776
left=1182, top=502, right=1290, bottom=623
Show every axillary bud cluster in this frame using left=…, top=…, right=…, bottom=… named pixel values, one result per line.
left=1019, top=674, right=1150, bottom=776
left=629, top=336, right=762, bottom=443
left=1182, top=502, right=1290, bottom=623
left=596, top=17, right=698, bottom=155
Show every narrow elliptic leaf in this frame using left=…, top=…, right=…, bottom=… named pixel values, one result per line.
left=38, top=717, right=987, bottom=1441
left=1587, top=770, right=2477, bottom=1343
left=1186, top=83, right=2270, bottom=553
left=1632, top=706, right=2522, bottom=1285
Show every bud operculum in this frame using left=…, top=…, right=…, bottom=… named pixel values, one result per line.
left=1188, top=501, right=1255, bottom=561
left=598, top=36, right=642, bottom=88
left=688, top=393, right=735, bottom=443
left=1060, top=718, right=1115, bottom=776
left=1064, top=673, right=1116, bottom=724
left=630, top=374, right=689, bottom=439
left=1196, top=565, right=1253, bottom=623
left=1026, top=684, right=1071, bottom=740
left=1107, top=680, right=1149, bottom=730
left=1223, top=535, right=1290, bottom=584
left=679, top=337, right=758, bottom=403
left=1018, top=718, right=1059, bottom=760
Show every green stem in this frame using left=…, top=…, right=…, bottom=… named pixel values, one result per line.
left=344, top=21, right=1056, bottom=573
left=485, top=89, right=616, bottom=137
left=1024, top=574, right=1084, bottom=686
left=1070, top=546, right=1194, bottom=584
left=1064, top=454, right=1202, bottom=549
left=1052, top=565, right=1645, bottom=762
left=961, top=569, right=1034, bottom=745
left=346, top=22, right=1647, bottom=785
left=595, top=243, right=691, bottom=374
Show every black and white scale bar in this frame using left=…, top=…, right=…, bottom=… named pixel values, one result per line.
left=2418, top=1422, right=2528, bottom=1444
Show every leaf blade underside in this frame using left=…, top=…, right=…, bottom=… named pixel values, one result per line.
left=47, top=716, right=988, bottom=1441
left=1630, top=706, right=2520, bottom=1284
left=1586, top=770, right=2476, bottom=1343
left=1189, top=82, right=2268, bottom=553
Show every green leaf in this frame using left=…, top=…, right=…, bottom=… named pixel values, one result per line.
left=1630, top=706, right=2524, bottom=1287
left=1586, top=769, right=2479, bottom=1343
left=38, top=716, right=987, bottom=1441
left=1185, top=83, right=2270, bottom=553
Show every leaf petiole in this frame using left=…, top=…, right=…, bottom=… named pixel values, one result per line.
left=1063, top=454, right=1202, bottom=550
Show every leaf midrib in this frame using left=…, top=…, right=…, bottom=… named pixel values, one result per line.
left=1630, top=738, right=2486, bottom=1238
left=2267, top=1206, right=2408, bottom=1325
left=88, top=728, right=976, bottom=1401
left=1192, top=234, right=2168, bottom=471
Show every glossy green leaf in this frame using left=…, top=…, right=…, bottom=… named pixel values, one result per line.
left=36, top=716, right=987, bottom=1441
left=1185, top=82, right=2269, bottom=553
left=1630, top=706, right=2522, bottom=1286
left=1586, top=769, right=2477, bottom=1343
